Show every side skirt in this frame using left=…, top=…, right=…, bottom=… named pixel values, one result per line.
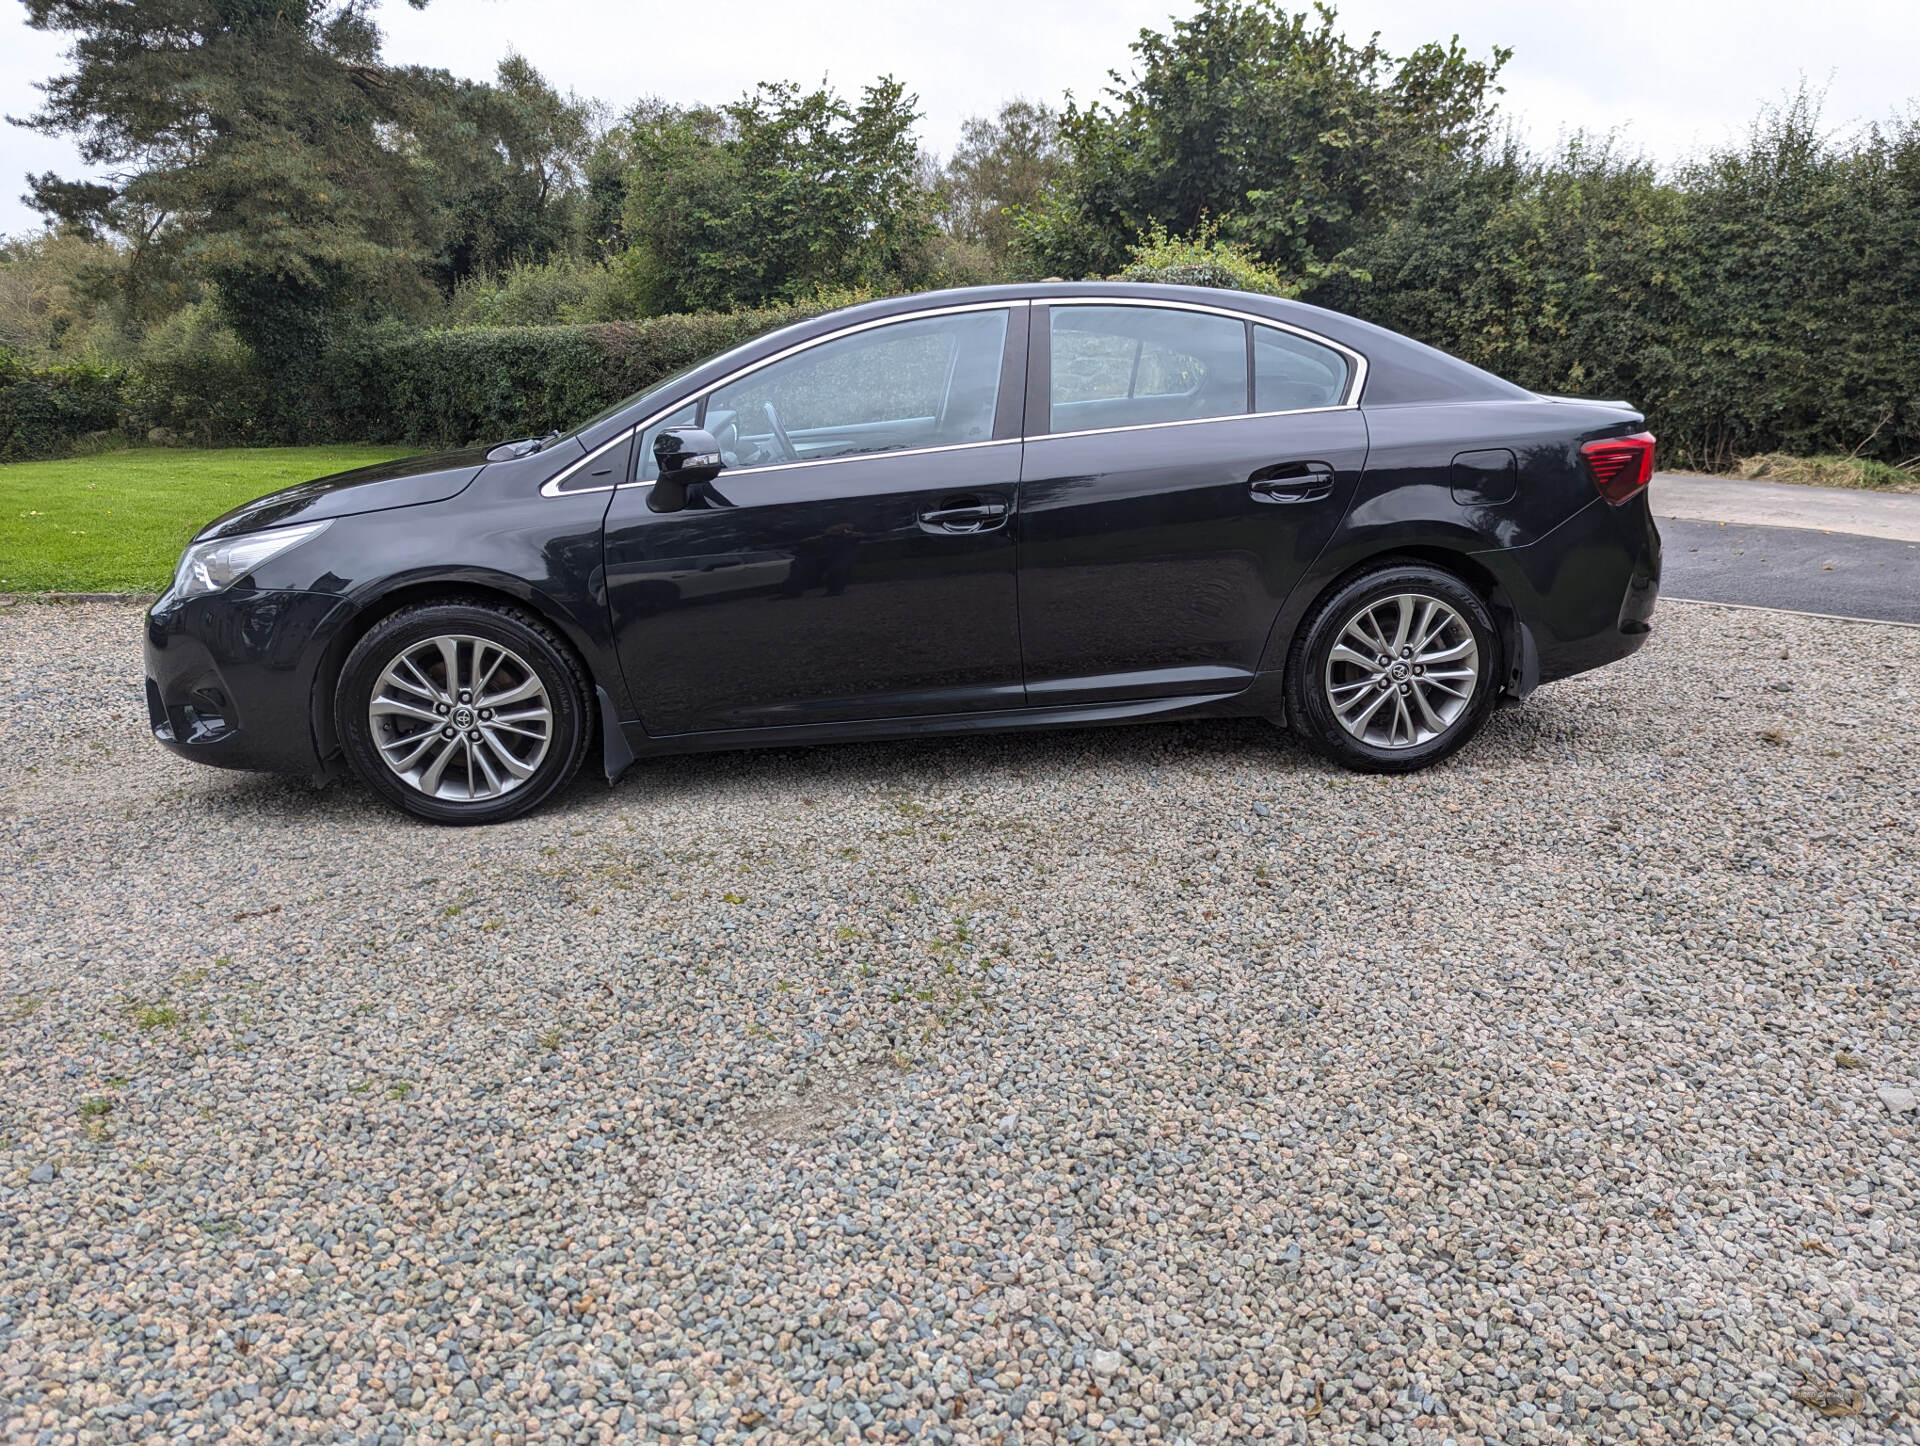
left=604, top=675, right=1290, bottom=776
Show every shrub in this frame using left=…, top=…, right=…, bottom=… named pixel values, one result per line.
left=566, top=259, right=651, bottom=324
left=119, top=303, right=266, bottom=445
left=445, top=258, right=627, bottom=328
left=1116, top=219, right=1301, bottom=296
left=0, top=350, right=128, bottom=460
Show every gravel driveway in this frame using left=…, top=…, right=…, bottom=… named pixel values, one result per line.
left=3, top=599, right=1916, bottom=1445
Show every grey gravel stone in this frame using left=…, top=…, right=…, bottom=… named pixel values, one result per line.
left=1881, top=1085, right=1918, bottom=1114
left=26, top=1163, right=54, bottom=1183
left=3, top=597, right=1918, bottom=1445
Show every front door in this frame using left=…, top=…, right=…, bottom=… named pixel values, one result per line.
left=1016, top=302, right=1369, bottom=705
left=603, top=305, right=1028, bottom=736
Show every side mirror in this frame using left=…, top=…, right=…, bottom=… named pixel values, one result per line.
left=649, top=426, right=723, bottom=514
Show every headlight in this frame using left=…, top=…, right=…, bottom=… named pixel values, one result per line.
left=170, top=520, right=332, bottom=600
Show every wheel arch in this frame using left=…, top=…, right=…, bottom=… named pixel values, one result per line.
left=309, top=573, right=617, bottom=770
left=1264, top=541, right=1538, bottom=702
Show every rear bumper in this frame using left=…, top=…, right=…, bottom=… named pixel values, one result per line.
left=1477, top=491, right=1662, bottom=685
left=144, top=587, right=354, bottom=775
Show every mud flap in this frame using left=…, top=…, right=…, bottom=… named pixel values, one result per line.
left=597, top=685, right=635, bottom=784
left=1506, top=617, right=1541, bottom=700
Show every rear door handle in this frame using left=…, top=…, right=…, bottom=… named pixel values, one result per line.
left=920, top=495, right=1010, bottom=533
left=1250, top=462, right=1336, bottom=504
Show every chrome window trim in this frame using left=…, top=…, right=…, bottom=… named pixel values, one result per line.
left=539, top=293, right=1370, bottom=496
left=1041, top=295, right=1369, bottom=435
left=540, top=299, right=1026, bottom=497
left=1025, top=401, right=1357, bottom=445
left=538, top=428, right=638, bottom=497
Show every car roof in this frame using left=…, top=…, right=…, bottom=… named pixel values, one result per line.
left=577, top=281, right=1528, bottom=450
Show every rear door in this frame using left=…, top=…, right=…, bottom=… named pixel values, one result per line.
left=1015, top=301, right=1369, bottom=705
left=602, top=303, right=1029, bottom=735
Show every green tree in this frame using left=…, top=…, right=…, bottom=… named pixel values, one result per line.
left=576, top=97, right=680, bottom=259
left=935, top=99, right=1064, bottom=276
left=618, top=79, right=936, bottom=314
left=403, top=53, right=597, bottom=293
left=0, top=230, right=132, bottom=358
left=1020, top=0, right=1507, bottom=281
left=15, top=0, right=444, bottom=427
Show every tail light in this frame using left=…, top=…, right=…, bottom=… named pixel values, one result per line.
left=1580, top=432, right=1657, bottom=505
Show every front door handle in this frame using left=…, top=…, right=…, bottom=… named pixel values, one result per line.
left=920, top=495, right=1010, bottom=534
left=1250, top=462, right=1336, bottom=504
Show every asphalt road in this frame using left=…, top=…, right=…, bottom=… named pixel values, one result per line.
left=1659, top=517, right=1920, bottom=624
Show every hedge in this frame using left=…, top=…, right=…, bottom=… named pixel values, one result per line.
left=319, top=299, right=838, bottom=448
left=0, top=297, right=843, bottom=460
left=1313, top=119, right=1920, bottom=470
left=0, top=354, right=130, bottom=461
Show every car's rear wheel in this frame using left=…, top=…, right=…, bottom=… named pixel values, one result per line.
left=1286, top=562, right=1502, bottom=773
left=336, top=600, right=591, bottom=824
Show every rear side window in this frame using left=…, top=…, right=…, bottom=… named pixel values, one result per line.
left=1048, top=305, right=1248, bottom=434
left=1254, top=324, right=1350, bottom=411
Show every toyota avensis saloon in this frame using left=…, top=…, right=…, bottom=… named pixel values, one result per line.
left=145, top=283, right=1661, bottom=824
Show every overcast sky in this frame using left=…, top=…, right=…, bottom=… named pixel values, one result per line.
left=4, top=0, right=1916, bottom=237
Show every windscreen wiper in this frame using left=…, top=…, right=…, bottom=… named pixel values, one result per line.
left=485, top=429, right=565, bottom=463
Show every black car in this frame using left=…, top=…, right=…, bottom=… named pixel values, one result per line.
left=145, top=283, right=1661, bottom=823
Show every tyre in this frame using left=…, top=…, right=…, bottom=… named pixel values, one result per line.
left=336, top=600, right=592, bottom=824
left=1284, top=561, right=1502, bottom=774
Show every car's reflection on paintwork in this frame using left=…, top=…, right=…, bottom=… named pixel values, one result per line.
left=658, top=551, right=795, bottom=603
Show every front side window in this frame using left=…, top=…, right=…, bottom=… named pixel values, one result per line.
left=1048, top=305, right=1248, bottom=434
left=703, top=309, right=1009, bottom=469
left=1254, top=324, right=1350, bottom=412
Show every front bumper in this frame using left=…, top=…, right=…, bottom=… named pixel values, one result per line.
left=144, top=587, right=356, bottom=775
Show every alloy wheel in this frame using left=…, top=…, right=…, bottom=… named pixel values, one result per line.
left=367, top=634, right=553, bottom=801
left=1323, top=593, right=1480, bottom=749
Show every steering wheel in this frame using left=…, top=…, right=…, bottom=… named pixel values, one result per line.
left=762, top=401, right=797, bottom=463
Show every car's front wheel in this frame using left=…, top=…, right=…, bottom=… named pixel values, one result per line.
left=336, top=600, right=591, bottom=824
left=1286, top=562, right=1502, bottom=773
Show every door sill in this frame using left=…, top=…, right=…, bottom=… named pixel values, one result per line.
left=624, top=689, right=1248, bottom=758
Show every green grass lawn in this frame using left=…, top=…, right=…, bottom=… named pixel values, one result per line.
left=0, top=445, right=416, bottom=592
